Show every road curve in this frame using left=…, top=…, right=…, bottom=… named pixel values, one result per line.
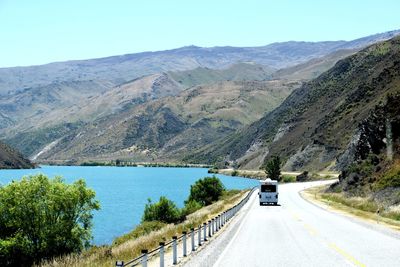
left=183, top=181, right=400, bottom=267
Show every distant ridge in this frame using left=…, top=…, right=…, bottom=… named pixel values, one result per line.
left=0, top=29, right=398, bottom=94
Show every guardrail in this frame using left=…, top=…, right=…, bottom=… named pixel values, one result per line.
left=115, top=186, right=257, bottom=267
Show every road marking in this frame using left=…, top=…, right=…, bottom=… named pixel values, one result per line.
left=302, top=223, right=318, bottom=236
left=329, top=243, right=366, bottom=267
left=212, top=193, right=255, bottom=267
left=288, top=209, right=302, bottom=221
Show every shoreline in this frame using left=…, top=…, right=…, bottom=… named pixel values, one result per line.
left=209, top=168, right=340, bottom=181
left=33, top=161, right=213, bottom=168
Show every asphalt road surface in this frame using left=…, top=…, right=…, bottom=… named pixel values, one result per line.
left=184, top=181, right=400, bottom=267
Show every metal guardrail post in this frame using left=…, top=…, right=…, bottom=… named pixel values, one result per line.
left=198, top=225, right=202, bottom=246
left=172, top=236, right=178, bottom=265
left=211, top=218, right=215, bottom=235
left=159, top=242, right=165, bottom=267
left=141, top=249, right=148, bottom=267
left=218, top=215, right=221, bottom=230
left=203, top=222, right=207, bottom=241
left=208, top=220, right=211, bottom=237
left=191, top=228, right=195, bottom=251
left=182, top=231, right=187, bottom=257
left=116, top=260, right=124, bottom=267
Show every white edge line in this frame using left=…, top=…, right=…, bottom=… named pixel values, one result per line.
left=212, top=191, right=257, bottom=267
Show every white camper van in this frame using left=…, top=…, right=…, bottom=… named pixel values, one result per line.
left=259, top=178, right=278, bottom=205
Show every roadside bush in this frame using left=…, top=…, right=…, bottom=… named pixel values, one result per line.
left=281, top=174, right=296, bottom=183
left=181, top=200, right=203, bottom=216
left=375, top=163, right=400, bottom=190
left=142, top=196, right=181, bottom=224
left=0, top=174, right=100, bottom=267
left=186, top=176, right=225, bottom=206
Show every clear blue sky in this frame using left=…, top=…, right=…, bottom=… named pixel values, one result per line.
left=0, top=0, right=399, bottom=67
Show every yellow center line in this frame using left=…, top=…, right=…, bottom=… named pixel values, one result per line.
left=302, top=223, right=318, bottom=236
left=288, top=209, right=302, bottom=221
left=329, top=242, right=367, bottom=267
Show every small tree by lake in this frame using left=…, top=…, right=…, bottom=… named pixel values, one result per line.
left=265, top=156, right=282, bottom=181
left=142, top=196, right=181, bottom=223
left=186, top=176, right=225, bottom=206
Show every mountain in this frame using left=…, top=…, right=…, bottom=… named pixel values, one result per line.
left=185, top=36, right=400, bottom=171
left=2, top=30, right=400, bottom=164
left=168, top=63, right=275, bottom=88
left=0, top=141, right=34, bottom=169
left=13, top=80, right=300, bottom=163
left=272, top=49, right=358, bottom=81
left=1, top=30, right=398, bottom=96
left=0, top=63, right=275, bottom=138
left=0, top=80, right=112, bottom=135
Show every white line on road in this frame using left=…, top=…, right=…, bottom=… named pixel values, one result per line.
left=212, top=191, right=257, bottom=267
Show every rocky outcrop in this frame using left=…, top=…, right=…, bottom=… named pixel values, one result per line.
left=0, top=142, right=34, bottom=169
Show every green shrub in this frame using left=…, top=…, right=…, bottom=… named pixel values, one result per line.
left=142, top=196, right=181, bottom=224
left=281, top=174, right=296, bottom=183
left=0, top=174, right=99, bottom=266
left=186, top=176, right=225, bottom=206
left=231, top=170, right=239, bottom=176
left=375, top=164, right=400, bottom=190
left=182, top=200, right=203, bottom=216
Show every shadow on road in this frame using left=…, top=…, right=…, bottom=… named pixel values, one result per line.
left=260, top=203, right=282, bottom=207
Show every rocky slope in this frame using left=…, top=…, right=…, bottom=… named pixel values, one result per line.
left=0, top=141, right=34, bottom=169
left=186, top=36, right=400, bottom=171
left=327, top=93, right=400, bottom=210
left=19, top=80, right=299, bottom=163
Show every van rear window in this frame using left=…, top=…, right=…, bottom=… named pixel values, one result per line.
left=261, top=184, right=276, bottom=192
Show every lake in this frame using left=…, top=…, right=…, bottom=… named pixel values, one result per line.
left=0, top=166, right=259, bottom=245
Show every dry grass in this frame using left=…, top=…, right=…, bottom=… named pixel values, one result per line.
left=36, top=190, right=247, bottom=267
left=303, top=186, right=400, bottom=231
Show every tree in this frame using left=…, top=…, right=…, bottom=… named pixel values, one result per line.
left=142, top=196, right=181, bottom=224
left=0, top=174, right=100, bottom=266
left=186, top=176, right=225, bottom=206
left=265, top=156, right=282, bottom=181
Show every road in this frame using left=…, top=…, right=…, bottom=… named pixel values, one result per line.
left=183, top=181, right=400, bottom=267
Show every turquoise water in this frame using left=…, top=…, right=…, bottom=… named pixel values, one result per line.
left=0, top=166, right=258, bottom=245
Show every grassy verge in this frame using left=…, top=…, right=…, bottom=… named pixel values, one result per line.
left=37, top=190, right=247, bottom=267
left=302, top=186, right=400, bottom=231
